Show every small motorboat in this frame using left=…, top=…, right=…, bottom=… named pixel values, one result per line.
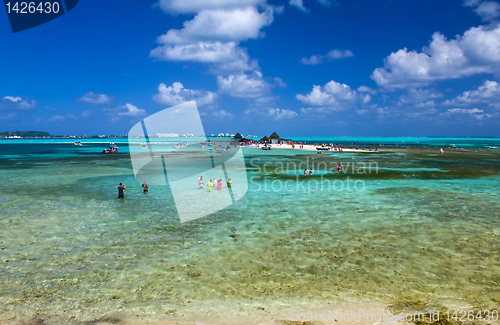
left=73, top=141, right=83, bottom=146
left=140, top=143, right=148, bottom=149
left=102, top=143, right=118, bottom=154
left=262, top=144, right=271, bottom=150
left=214, top=147, right=227, bottom=153
left=173, top=142, right=188, bottom=148
left=214, top=145, right=231, bottom=153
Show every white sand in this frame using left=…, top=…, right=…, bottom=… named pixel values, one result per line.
left=245, top=143, right=380, bottom=153
left=116, top=301, right=408, bottom=325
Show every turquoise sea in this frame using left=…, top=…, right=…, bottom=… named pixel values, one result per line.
left=1, top=137, right=499, bottom=324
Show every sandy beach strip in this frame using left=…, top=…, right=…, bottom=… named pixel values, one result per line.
left=245, top=143, right=380, bottom=153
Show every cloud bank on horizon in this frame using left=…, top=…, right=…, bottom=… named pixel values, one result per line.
left=1, top=0, right=500, bottom=136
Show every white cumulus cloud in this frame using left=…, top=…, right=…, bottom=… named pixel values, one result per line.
left=301, top=49, right=353, bottom=65
left=464, top=0, right=500, bottom=21
left=296, top=80, right=360, bottom=110
left=289, top=0, right=308, bottom=12
left=77, top=92, right=112, bottom=105
left=289, top=0, right=331, bottom=12
left=444, top=80, right=500, bottom=106
left=212, top=109, right=235, bottom=119
left=119, top=103, right=146, bottom=116
left=157, top=7, right=274, bottom=44
left=104, top=103, right=146, bottom=117
left=443, top=107, right=492, bottom=120
left=157, top=0, right=266, bottom=14
left=372, top=24, right=500, bottom=89
left=151, top=42, right=258, bottom=72
left=399, top=88, right=443, bottom=104
left=268, top=107, right=297, bottom=119
left=151, top=2, right=277, bottom=74
left=2, top=96, right=36, bottom=110
left=274, top=77, right=287, bottom=87
left=357, top=85, right=377, bottom=95
left=4, top=96, right=21, bottom=102
left=217, top=72, right=270, bottom=98
left=153, top=82, right=217, bottom=107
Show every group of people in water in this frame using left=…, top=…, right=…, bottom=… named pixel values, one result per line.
left=118, top=161, right=344, bottom=198
left=117, top=181, right=149, bottom=199
left=198, top=176, right=232, bottom=192
left=302, top=163, right=342, bottom=176
left=118, top=176, right=235, bottom=198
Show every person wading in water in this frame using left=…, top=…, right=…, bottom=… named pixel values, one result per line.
left=118, top=183, right=126, bottom=199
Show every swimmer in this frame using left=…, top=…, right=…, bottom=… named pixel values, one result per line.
left=142, top=181, right=148, bottom=194
left=217, top=179, right=222, bottom=190
left=440, top=148, right=444, bottom=154
left=207, top=179, right=214, bottom=192
left=309, top=168, right=313, bottom=176
left=303, top=168, right=307, bottom=177
left=198, top=176, right=204, bottom=189
left=336, top=163, right=342, bottom=172
left=118, top=183, right=126, bottom=199
left=227, top=178, right=232, bottom=187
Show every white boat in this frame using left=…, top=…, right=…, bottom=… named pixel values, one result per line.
left=73, top=141, right=83, bottom=146
left=214, top=145, right=231, bottom=153
left=173, top=142, right=188, bottom=148
left=102, top=145, right=118, bottom=154
left=262, top=144, right=271, bottom=150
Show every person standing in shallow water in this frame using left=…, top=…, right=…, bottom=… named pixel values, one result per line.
left=142, top=181, right=148, bottom=194
left=118, top=183, right=126, bottom=199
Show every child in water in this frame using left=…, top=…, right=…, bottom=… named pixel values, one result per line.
left=227, top=178, right=232, bottom=187
left=207, top=179, right=214, bottom=192
left=217, top=179, right=222, bottom=190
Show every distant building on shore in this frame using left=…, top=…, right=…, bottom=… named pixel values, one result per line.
left=232, top=132, right=254, bottom=146
left=258, top=132, right=285, bottom=144
left=270, top=132, right=280, bottom=144
left=156, top=133, right=180, bottom=137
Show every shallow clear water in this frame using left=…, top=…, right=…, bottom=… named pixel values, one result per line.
left=0, top=138, right=499, bottom=324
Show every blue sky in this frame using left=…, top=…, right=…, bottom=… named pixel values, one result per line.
left=1, top=0, right=500, bottom=136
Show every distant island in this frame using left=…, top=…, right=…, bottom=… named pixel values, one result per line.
left=0, top=131, right=124, bottom=139
left=0, top=131, right=256, bottom=139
